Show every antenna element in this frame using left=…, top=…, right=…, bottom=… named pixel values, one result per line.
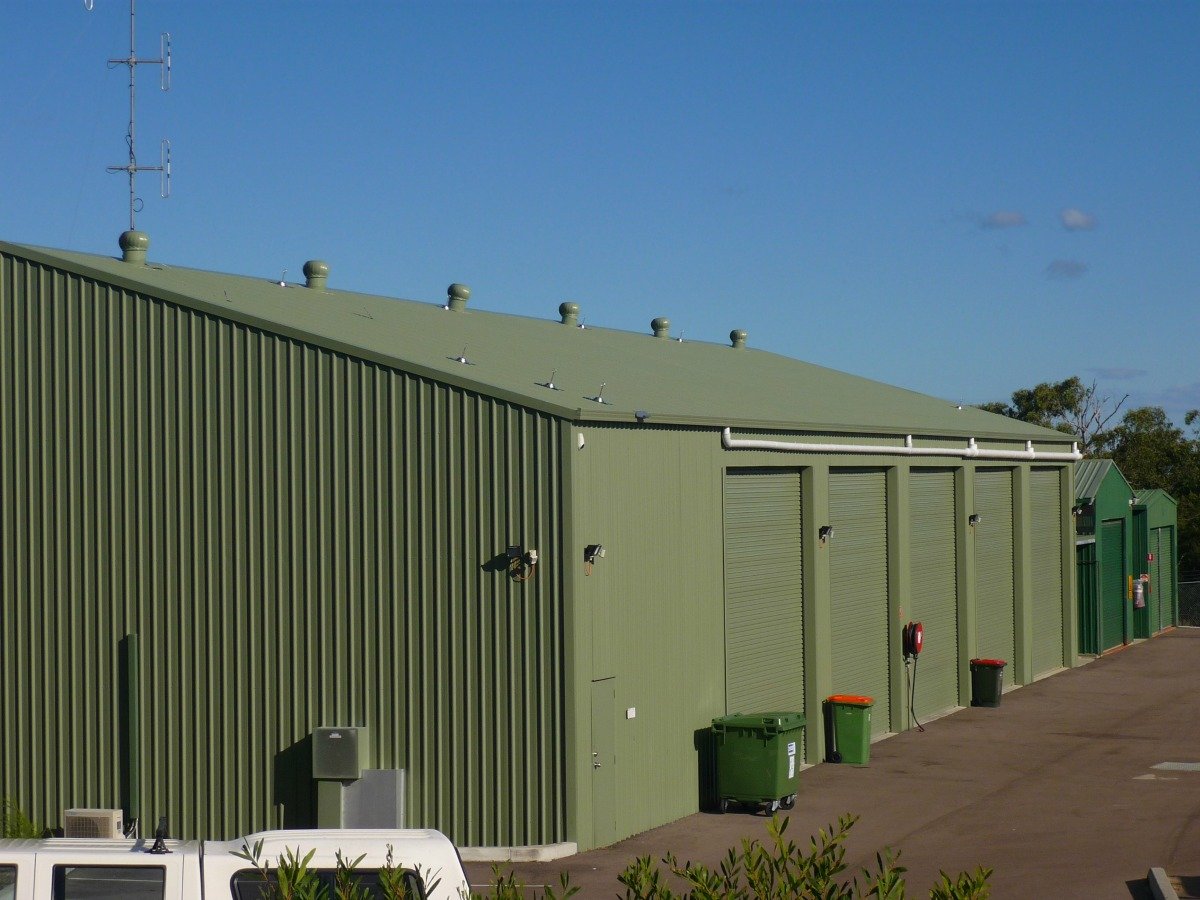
left=101, top=0, right=172, bottom=231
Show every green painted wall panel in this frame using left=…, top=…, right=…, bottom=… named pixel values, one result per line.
left=723, top=470, right=805, bottom=715
left=973, top=470, right=1015, bottom=666
left=571, top=425, right=726, bottom=847
left=908, top=470, right=958, bottom=717
left=828, top=469, right=890, bottom=735
left=1099, top=519, right=1125, bottom=650
left=1031, top=469, right=1065, bottom=675
left=0, top=254, right=567, bottom=846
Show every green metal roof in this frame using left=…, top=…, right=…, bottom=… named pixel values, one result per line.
left=1074, top=458, right=1133, bottom=504
left=2, top=240, right=1076, bottom=441
left=1135, top=488, right=1178, bottom=508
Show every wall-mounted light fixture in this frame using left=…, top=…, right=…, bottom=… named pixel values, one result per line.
left=818, top=525, right=834, bottom=545
left=968, top=514, right=982, bottom=527
left=584, top=543, right=606, bottom=576
left=635, top=410, right=650, bottom=424
left=1071, top=504, right=1085, bottom=517
left=506, top=545, right=539, bottom=582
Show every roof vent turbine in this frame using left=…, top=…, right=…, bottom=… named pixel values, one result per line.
left=447, top=283, right=470, bottom=312
left=118, top=229, right=149, bottom=265
left=730, top=329, right=748, bottom=349
left=559, top=302, right=580, bottom=326
left=303, top=260, right=329, bottom=290
left=651, top=317, right=670, bottom=339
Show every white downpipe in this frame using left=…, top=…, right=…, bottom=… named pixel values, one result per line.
left=721, top=428, right=1081, bottom=462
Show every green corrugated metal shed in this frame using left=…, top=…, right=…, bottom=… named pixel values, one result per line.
left=1073, top=459, right=1134, bottom=654
left=1, top=235, right=1082, bottom=853
left=1133, top=489, right=1179, bottom=636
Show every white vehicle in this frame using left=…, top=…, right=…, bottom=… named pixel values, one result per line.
left=0, top=828, right=469, bottom=900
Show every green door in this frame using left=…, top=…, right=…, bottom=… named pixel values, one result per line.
left=590, top=678, right=617, bottom=848
left=909, top=469, right=958, bottom=717
left=1148, top=527, right=1162, bottom=633
left=1031, top=468, right=1065, bottom=676
left=1099, top=519, right=1126, bottom=651
left=1152, top=525, right=1171, bottom=628
left=1076, top=541, right=1098, bottom=655
left=974, top=469, right=1015, bottom=670
left=829, top=469, right=890, bottom=735
left=723, top=471, right=805, bottom=718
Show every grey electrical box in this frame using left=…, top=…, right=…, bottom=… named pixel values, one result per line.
left=312, top=726, right=367, bottom=780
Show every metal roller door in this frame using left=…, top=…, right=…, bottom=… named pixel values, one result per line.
left=909, top=470, right=958, bottom=717
left=1156, top=527, right=1176, bottom=628
left=829, top=469, right=890, bottom=735
left=1099, top=519, right=1125, bottom=651
left=723, top=471, right=804, bottom=716
left=1031, top=468, right=1065, bottom=675
left=1076, top=541, right=1098, bottom=655
left=974, top=469, right=1015, bottom=668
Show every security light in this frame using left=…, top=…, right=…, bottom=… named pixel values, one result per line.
left=968, top=514, right=982, bottom=527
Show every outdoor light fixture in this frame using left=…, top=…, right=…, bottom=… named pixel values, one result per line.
left=968, top=514, right=982, bottom=527
left=818, top=525, right=834, bottom=544
left=584, top=544, right=606, bottom=576
left=1071, top=505, right=1085, bottom=517
left=635, top=410, right=650, bottom=424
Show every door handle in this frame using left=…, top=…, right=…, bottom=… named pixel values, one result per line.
left=592, top=751, right=602, bottom=769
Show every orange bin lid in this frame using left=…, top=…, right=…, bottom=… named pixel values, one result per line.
left=826, top=694, right=873, bottom=706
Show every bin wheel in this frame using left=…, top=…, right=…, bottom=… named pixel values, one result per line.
left=765, top=799, right=780, bottom=814
left=830, top=750, right=843, bottom=764
left=780, top=794, right=796, bottom=810
left=719, top=798, right=730, bottom=814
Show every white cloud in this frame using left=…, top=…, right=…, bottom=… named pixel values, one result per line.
left=1045, top=259, right=1088, bottom=279
left=981, top=210, right=1027, bottom=229
left=1061, top=208, right=1097, bottom=231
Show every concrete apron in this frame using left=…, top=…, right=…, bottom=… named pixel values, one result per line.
left=464, top=628, right=1200, bottom=898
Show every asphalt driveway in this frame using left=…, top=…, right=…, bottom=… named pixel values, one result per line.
left=466, top=628, right=1200, bottom=898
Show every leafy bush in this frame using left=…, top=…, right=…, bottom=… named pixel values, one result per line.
left=610, top=814, right=991, bottom=900
left=0, top=800, right=44, bottom=838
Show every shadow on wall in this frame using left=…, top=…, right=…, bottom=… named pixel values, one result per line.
left=694, top=726, right=718, bottom=813
left=274, top=734, right=316, bottom=828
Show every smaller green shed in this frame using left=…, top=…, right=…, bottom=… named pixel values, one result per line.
left=1133, top=489, right=1179, bottom=637
left=1075, top=459, right=1134, bottom=655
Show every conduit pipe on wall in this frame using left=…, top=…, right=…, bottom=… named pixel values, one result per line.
left=721, top=428, right=1081, bottom=462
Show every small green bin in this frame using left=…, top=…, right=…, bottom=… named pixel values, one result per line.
left=970, top=658, right=1006, bottom=707
left=711, top=712, right=806, bottom=813
left=823, top=695, right=873, bottom=766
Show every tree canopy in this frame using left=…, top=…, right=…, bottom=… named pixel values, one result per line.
left=980, top=377, right=1199, bottom=577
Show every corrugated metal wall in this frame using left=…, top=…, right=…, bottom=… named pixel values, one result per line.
left=0, top=254, right=567, bottom=846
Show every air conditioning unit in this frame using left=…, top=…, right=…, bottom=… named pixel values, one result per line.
left=63, top=808, right=124, bottom=838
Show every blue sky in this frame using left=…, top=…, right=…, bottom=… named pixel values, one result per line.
left=3, top=1, right=1198, bottom=424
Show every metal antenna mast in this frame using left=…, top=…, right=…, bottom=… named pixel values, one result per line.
left=94, top=0, right=172, bottom=231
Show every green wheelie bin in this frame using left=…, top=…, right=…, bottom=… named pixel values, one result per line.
left=823, top=695, right=874, bottom=766
left=712, top=712, right=806, bottom=813
left=970, top=658, right=1006, bottom=707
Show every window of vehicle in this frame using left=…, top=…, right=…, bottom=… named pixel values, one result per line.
left=231, top=868, right=426, bottom=899
left=0, top=865, right=17, bottom=900
left=53, top=865, right=165, bottom=899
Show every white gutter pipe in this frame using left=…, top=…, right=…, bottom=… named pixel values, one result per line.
left=721, top=428, right=1081, bottom=462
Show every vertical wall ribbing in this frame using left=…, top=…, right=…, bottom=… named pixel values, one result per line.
left=0, top=254, right=567, bottom=847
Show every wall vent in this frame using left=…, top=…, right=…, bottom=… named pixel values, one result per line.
left=63, top=808, right=124, bottom=838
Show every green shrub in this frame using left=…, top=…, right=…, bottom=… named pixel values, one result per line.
left=0, top=801, right=44, bottom=839
left=612, top=813, right=990, bottom=900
